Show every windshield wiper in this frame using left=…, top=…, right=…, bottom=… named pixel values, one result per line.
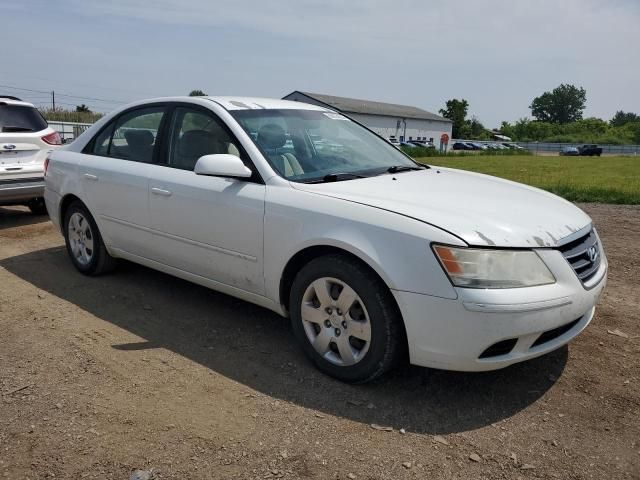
left=386, top=165, right=425, bottom=174
left=304, top=172, right=369, bottom=183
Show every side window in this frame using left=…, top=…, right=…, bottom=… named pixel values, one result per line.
left=91, top=123, right=114, bottom=156
left=109, top=107, right=164, bottom=163
left=167, top=107, right=242, bottom=171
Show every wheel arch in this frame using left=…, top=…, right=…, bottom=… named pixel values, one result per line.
left=59, top=193, right=84, bottom=227
left=279, top=243, right=398, bottom=315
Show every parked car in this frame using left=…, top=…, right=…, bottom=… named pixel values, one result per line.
left=45, top=96, right=608, bottom=383
left=399, top=141, right=418, bottom=148
left=578, top=144, right=603, bottom=156
left=1, top=95, right=62, bottom=213
left=452, top=141, right=472, bottom=150
left=484, top=143, right=500, bottom=150
left=502, top=143, right=524, bottom=150
left=409, top=141, right=435, bottom=149
left=466, top=142, right=487, bottom=150
left=388, top=137, right=400, bottom=146
left=560, top=146, right=580, bottom=156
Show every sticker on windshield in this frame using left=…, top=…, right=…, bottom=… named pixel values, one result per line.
left=323, top=112, right=348, bottom=120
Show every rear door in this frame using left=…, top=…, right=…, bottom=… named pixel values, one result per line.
left=0, top=103, right=50, bottom=180
left=78, top=105, right=167, bottom=256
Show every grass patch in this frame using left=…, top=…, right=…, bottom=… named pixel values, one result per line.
left=413, top=155, right=640, bottom=204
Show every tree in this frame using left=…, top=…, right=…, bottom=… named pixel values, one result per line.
left=610, top=110, right=640, bottom=127
left=439, top=99, right=469, bottom=137
left=529, top=84, right=586, bottom=124
left=75, top=104, right=90, bottom=113
left=189, top=89, right=207, bottom=96
left=467, top=116, right=487, bottom=139
left=635, top=125, right=640, bottom=144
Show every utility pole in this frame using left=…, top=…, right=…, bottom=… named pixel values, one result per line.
left=52, top=90, right=55, bottom=111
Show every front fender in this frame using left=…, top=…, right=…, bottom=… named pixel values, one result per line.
left=263, top=186, right=463, bottom=304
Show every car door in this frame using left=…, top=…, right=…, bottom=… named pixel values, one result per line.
left=78, top=105, right=167, bottom=257
left=147, top=105, right=266, bottom=295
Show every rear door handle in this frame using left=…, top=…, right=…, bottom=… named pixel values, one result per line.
left=83, top=173, right=98, bottom=181
left=151, top=187, right=172, bottom=197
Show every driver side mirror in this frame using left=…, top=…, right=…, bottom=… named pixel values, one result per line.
left=194, top=154, right=252, bottom=179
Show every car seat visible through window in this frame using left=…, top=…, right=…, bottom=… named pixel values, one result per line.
left=174, top=130, right=225, bottom=170
left=123, top=129, right=155, bottom=163
left=256, top=123, right=303, bottom=177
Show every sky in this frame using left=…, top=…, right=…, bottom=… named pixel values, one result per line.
left=1, top=0, right=638, bottom=127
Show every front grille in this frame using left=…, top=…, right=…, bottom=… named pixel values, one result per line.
left=531, top=318, right=581, bottom=348
left=557, top=229, right=601, bottom=284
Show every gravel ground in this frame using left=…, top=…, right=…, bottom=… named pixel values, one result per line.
left=0, top=203, right=638, bottom=480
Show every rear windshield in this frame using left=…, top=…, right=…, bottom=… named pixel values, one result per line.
left=0, top=104, right=48, bottom=133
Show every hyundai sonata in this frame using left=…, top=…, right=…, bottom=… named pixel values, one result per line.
left=44, top=96, right=607, bottom=383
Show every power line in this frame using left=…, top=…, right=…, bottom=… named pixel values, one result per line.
left=0, top=84, right=50, bottom=95
left=55, top=92, right=126, bottom=104
left=3, top=72, right=167, bottom=98
left=0, top=83, right=126, bottom=105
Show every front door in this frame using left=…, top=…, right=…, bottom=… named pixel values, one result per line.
left=147, top=105, right=266, bottom=295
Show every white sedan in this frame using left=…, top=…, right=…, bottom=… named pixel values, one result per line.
left=44, top=96, right=607, bottom=383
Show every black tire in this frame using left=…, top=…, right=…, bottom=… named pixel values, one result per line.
left=289, top=254, right=406, bottom=383
left=27, top=197, right=48, bottom=215
left=63, top=200, right=117, bottom=275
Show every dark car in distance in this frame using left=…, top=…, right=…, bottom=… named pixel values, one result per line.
left=452, top=142, right=472, bottom=151
left=578, top=144, right=603, bottom=156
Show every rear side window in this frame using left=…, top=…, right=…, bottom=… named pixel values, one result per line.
left=0, top=105, right=48, bottom=133
left=89, top=106, right=165, bottom=163
left=111, top=108, right=164, bottom=163
left=92, top=123, right=114, bottom=156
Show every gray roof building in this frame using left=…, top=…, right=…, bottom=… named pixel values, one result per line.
left=282, top=91, right=451, bottom=123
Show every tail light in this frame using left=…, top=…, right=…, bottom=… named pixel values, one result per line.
left=44, top=156, right=50, bottom=176
left=42, top=131, right=62, bottom=145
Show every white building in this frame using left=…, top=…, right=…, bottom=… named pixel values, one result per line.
left=283, top=91, right=452, bottom=146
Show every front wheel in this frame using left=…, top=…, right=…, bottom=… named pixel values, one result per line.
left=289, top=254, right=405, bottom=383
left=63, top=201, right=117, bottom=275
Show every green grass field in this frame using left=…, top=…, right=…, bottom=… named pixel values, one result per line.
left=414, top=155, right=640, bottom=204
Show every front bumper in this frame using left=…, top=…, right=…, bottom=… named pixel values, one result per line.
left=393, top=244, right=607, bottom=371
left=0, top=177, right=45, bottom=204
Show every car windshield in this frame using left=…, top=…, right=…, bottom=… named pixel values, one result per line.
left=230, top=109, right=419, bottom=182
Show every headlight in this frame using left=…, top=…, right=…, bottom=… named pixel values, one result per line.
left=433, top=245, right=555, bottom=289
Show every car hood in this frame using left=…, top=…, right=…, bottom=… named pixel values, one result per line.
left=291, top=167, right=591, bottom=247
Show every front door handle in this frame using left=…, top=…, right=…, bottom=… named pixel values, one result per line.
left=83, top=173, right=98, bottom=181
left=151, top=187, right=172, bottom=197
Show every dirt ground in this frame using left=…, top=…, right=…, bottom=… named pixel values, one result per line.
left=0, top=204, right=638, bottom=480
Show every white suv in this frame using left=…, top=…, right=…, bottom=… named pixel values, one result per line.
left=44, top=96, right=607, bottom=383
left=0, top=96, right=62, bottom=213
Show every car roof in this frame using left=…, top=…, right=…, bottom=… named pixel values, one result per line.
left=208, top=96, right=330, bottom=112
left=127, top=96, right=332, bottom=112
left=0, top=96, right=35, bottom=107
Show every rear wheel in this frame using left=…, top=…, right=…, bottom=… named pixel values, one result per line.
left=289, top=254, right=405, bottom=383
left=63, top=201, right=117, bottom=275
